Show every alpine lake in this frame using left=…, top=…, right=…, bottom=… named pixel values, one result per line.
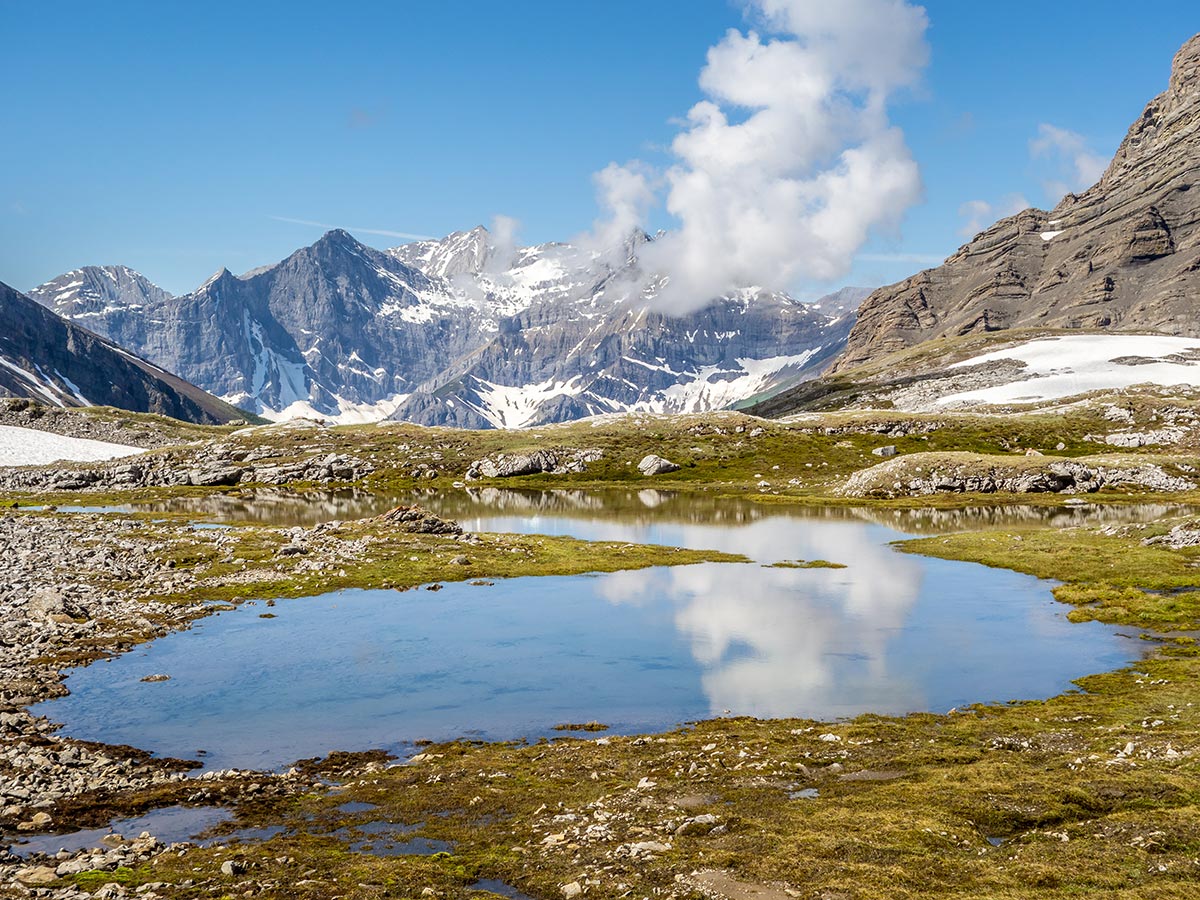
left=31, top=489, right=1170, bottom=772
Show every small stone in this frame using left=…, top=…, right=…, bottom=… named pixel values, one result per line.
left=220, top=859, right=246, bottom=876
left=872, top=445, right=897, bottom=458
left=561, top=882, right=583, bottom=899
left=140, top=673, right=171, bottom=683
left=30, top=811, right=53, bottom=827
left=450, top=555, right=471, bottom=566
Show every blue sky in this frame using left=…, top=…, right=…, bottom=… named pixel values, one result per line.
left=2, top=1, right=1196, bottom=297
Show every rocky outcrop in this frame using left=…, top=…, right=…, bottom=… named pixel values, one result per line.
left=465, top=448, right=603, bottom=480
left=840, top=452, right=1195, bottom=498
left=0, top=282, right=246, bottom=425
left=377, top=505, right=462, bottom=535
left=833, top=33, right=1200, bottom=373
left=0, top=444, right=372, bottom=493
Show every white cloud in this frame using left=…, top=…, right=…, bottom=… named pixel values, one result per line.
left=578, top=163, right=657, bottom=254
left=1030, top=124, right=1107, bottom=200
left=957, top=193, right=1030, bottom=238
left=590, top=0, right=929, bottom=313
left=486, top=214, right=521, bottom=272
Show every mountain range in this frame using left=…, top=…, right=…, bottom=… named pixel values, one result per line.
left=29, top=229, right=862, bottom=427
left=25, top=31, right=1199, bottom=432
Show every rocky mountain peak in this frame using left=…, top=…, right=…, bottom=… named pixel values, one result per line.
left=832, top=32, right=1200, bottom=374
left=390, top=227, right=493, bottom=279
left=1170, top=33, right=1200, bottom=94
left=1098, top=31, right=1200, bottom=190
left=29, top=265, right=173, bottom=319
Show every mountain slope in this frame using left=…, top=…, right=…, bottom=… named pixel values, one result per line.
left=0, top=281, right=247, bottom=424
left=31, top=229, right=862, bottom=427
left=385, top=230, right=856, bottom=427
left=833, top=32, right=1200, bottom=373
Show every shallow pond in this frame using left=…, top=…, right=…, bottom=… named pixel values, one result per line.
left=34, top=494, right=1148, bottom=771
left=8, top=805, right=239, bottom=857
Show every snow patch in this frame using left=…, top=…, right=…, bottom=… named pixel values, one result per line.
left=0, top=425, right=143, bottom=467
left=247, top=392, right=412, bottom=425
left=942, top=334, right=1200, bottom=406
left=471, top=377, right=586, bottom=429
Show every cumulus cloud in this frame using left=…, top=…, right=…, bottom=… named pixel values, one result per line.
left=578, top=163, right=657, bottom=255
left=1030, top=123, right=1108, bottom=201
left=589, top=0, right=929, bottom=313
left=957, top=194, right=1030, bottom=238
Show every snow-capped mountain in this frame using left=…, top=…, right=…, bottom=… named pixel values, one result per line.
left=30, top=265, right=174, bottom=319
left=384, top=228, right=860, bottom=427
left=0, top=280, right=245, bottom=424
left=28, top=227, right=864, bottom=427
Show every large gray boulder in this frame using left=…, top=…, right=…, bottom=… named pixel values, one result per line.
left=638, top=454, right=680, bottom=476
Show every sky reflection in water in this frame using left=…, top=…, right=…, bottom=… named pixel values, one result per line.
left=36, top=502, right=1140, bottom=770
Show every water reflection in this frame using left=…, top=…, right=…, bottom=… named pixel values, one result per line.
left=134, top=485, right=1190, bottom=535
left=35, top=509, right=1141, bottom=771
left=598, top=519, right=925, bottom=719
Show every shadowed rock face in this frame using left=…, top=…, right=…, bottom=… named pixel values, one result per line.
left=833, top=33, right=1200, bottom=374
left=0, top=282, right=246, bottom=424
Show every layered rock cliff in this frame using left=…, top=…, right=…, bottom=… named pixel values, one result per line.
left=834, top=33, right=1200, bottom=373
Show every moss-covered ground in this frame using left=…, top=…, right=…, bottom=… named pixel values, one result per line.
left=7, top=400, right=1200, bottom=898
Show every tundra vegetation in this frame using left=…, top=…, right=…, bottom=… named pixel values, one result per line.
left=3, top=391, right=1200, bottom=899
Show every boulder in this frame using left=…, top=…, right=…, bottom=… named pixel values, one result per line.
left=16, top=866, right=58, bottom=885
left=378, top=505, right=463, bottom=535
left=638, top=454, right=680, bottom=476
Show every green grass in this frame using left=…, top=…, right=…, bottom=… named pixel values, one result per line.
left=900, top=520, right=1200, bottom=630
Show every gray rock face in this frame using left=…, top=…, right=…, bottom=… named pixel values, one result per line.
left=0, top=282, right=245, bottom=424
left=29, top=230, right=479, bottom=418
left=833, top=33, right=1200, bottom=373
left=32, top=228, right=863, bottom=427
left=386, top=230, right=861, bottom=427
left=841, top=455, right=1194, bottom=498
left=465, top=448, right=603, bottom=480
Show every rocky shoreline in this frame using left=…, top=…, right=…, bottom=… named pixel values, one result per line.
left=0, top=511, right=350, bottom=896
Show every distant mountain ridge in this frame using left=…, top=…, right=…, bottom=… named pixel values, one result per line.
left=31, top=265, right=174, bottom=319
left=29, top=227, right=867, bottom=427
left=0, top=281, right=247, bottom=424
left=833, top=32, right=1200, bottom=373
